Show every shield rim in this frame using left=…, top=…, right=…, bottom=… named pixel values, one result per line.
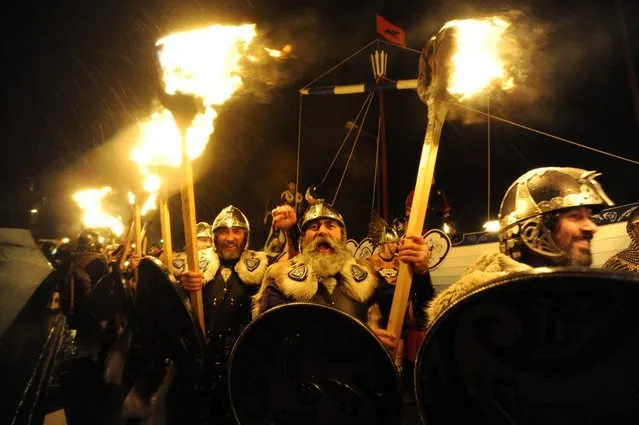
left=136, top=256, right=206, bottom=361
left=413, top=267, right=639, bottom=424
left=423, top=228, right=451, bottom=271
left=228, top=301, right=402, bottom=424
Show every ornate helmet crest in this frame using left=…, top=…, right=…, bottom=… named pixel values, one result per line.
left=212, top=206, right=250, bottom=233
left=301, top=199, right=345, bottom=231
left=368, top=213, right=399, bottom=245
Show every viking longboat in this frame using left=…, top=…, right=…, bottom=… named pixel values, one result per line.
left=345, top=201, right=637, bottom=292
left=294, top=38, right=637, bottom=293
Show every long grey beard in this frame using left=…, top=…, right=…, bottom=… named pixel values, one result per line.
left=302, top=237, right=350, bottom=279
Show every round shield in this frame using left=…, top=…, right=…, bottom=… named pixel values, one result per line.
left=136, top=257, right=204, bottom=367
left=87, top=266, right=132, bottom=323
left=229, top=303, right=401, bottom=425
left=415, top=268, right=639, bottom=425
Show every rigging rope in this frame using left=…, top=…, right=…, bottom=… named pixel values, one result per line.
left=377, top=38, right=422, bottom=54
left=295, top=94, right=303, bottom=214
left=332, top=92, right=376, bottom=205
left=455, top=102, right=639, bottom=166
left=301, top=40, right=377, bottom=90
left=321, top=91, right=375, bottom=185
left=372, top=116, right=381, bottom=214
left=487, top=94, right=491, bottom=222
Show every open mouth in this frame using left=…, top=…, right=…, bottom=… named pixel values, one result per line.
left=317, top=241, right=333, bottom=253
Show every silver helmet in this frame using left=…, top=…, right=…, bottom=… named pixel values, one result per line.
left=196, top=222, right=212, bottom=239
left=368, top=213, right=399, bottom=245
left=212, top=205, right=250, bottom=250
left=498, top=167, right=614, bottom=262
left=301, top=199, right=345, bottom=231
left=212, top=206, right=250, bottom=233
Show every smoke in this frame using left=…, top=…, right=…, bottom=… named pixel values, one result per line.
left=240, top=6, right=380, bottom=102
left=411, top=3, right=616, bottom=128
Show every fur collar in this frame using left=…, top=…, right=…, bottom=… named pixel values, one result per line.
left=234, top=250, right=269, bottom=285
left=171, top=248, right=268, bottom=285
left=252, top=255, right=378, bottom=319
left=426, top=251, right=532, bottom=328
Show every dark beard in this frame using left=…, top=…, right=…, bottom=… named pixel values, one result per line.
left=301, top=236, right=350, bottom=278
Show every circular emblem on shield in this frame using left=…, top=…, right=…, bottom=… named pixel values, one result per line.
left=136, top=257, right=205, bottom=367
left=228, top=303, right=401, bottom=424
left=423, top=229, right=451, bottom=270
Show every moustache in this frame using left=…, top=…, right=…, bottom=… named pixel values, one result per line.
left=575, top=231, right=594, bottom=242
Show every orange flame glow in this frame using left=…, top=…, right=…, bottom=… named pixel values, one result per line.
left=140, top=168, right=160, bottom=216
left=443, top=17, right=513, bottom=99
left=73, top=187, right=124, bottom=236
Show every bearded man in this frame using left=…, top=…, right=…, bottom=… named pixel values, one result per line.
left=427, top=166, right=614, bottom=327
left=172, top=204, right=297, bottom=424
left=253, top=200, right=433, bottom=349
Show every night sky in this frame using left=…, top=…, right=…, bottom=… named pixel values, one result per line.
left=1, top=0, right=638, bottom=249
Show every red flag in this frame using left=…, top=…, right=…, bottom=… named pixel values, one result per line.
left=376, top=14, right=406, bottom=47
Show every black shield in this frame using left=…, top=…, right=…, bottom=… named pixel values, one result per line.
left=415, top=268, right=639, bottom=425
left=136, top=257, right=204, bottom=367
left=87, top=266, right=134, bottom=324
left=228, top=302, right=401, bottom=425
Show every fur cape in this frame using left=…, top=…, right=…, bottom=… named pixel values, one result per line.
left=426, top=251, right=532, bottom=327
left=171, top=248, right=268, bottom=286
left=251, top=255, right=379, bottom=320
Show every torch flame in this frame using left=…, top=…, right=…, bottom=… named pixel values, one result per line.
left=264, top=45, right=292, bottom=58
left=131, top=24, right=259, bottom=169
left=73, top=187, right=124, bottom=236
left=156, top=24, right=257, bottom=105
left=141, top=193, right=158, bottom=217
left=140, top=168, right=160, bottom=216
left=128, top=191, right=135, bottom=205
left=443, top=17, right=513, bottom=99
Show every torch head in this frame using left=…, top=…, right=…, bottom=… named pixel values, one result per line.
left=418, top=16, right=515, bottom=104
left=153, top=43, right=205, bottom=129
left=417, top=27, right=456, bottom=104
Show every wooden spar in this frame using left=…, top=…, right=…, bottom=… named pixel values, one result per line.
left=159, top=187, right=173, bottom=267
left=118, top=221, right=135, bottom=271
left=134, top=203, right=142, bottom=256
left=141, top=221, right=149, bottom=255
left=378, top=90, right=390, bottom=221
left=386, top=101, right=449, bottom=354
left=179, top=128, right=206, bottom=335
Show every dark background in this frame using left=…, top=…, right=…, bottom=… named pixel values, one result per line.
left=1, top=0, right=638, bottom=249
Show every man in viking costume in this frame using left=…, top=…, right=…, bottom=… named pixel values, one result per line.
left=253, top=200, right=433, bottom=349
left=603, top=206, right=639, bottom=272
left=427, top=166, right=614, bottom=327
left=63, top=228, right=125, bottom=425
left=196, top=221, right=213, bottom=250
left=366, top=214, right=434, bottom=402
left=176, top=204, right=297, bottom=424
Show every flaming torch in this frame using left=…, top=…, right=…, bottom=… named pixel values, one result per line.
left=119, top=192, right=137, bottom=270
left=153, top=24, right=259, bottom=334
left=73, top=187, right=125, bottom=237
left=386, top=17, right=515, bottom=355
left=139, top=168, right=160, bottom=255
